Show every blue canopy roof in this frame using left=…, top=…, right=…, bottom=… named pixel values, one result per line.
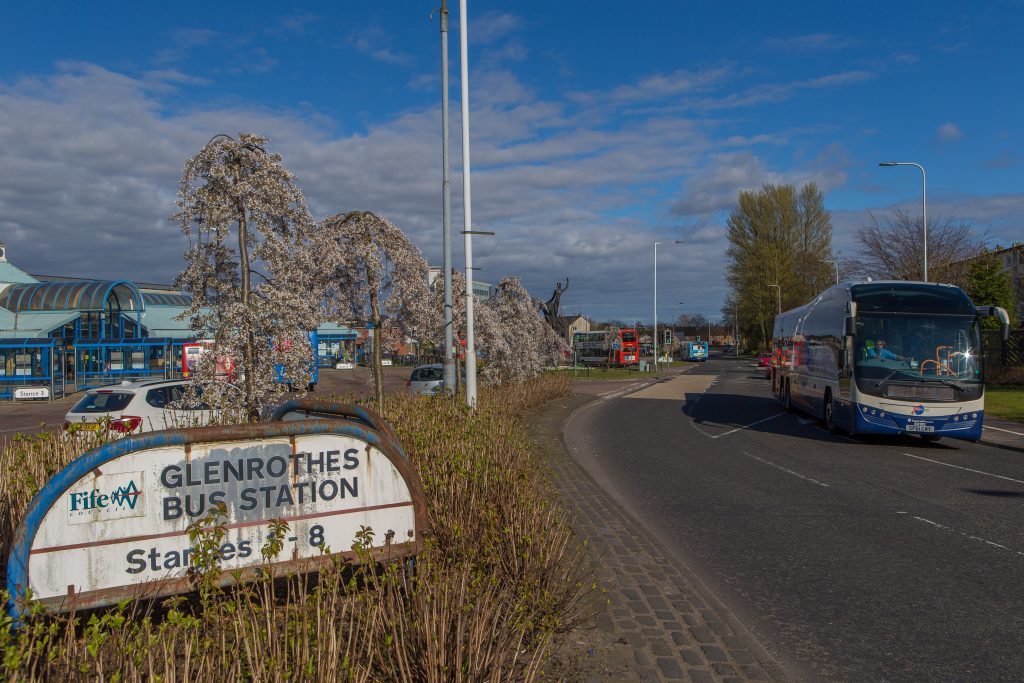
left=0, top=280, right=143, bottom=313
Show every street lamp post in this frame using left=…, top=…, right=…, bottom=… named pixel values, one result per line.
left=653, top=240, right=683, bottom=369
left=768, top=284, right=781, bottom=315
left=879, top=161, right=927, bottom=282
left=734, top=304, right=739, bottom=356
left=459, top=0, right=477, bottom=406
left=820, top=259, right=839, bottom=285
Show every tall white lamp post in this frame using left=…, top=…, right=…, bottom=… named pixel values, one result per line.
left=879, top=161, right=927, bottom=282
left=653, top=240, right=683, bottom=369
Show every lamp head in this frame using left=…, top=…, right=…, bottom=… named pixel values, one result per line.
left=878, top=162, right=898, bottom=167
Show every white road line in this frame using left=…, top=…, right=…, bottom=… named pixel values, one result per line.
left=903, top=453, right=1024, bottom=486
left=710, top=412, right=787, bottom=439
left=598, top=382, right=647, bottom=400
left=984, top=424, right=1024, bottom=437
left=742, top=451, right=830, bottom=487
left=907, top=514, right=1024, bottom=558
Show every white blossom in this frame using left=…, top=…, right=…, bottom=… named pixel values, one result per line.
left=174, top=133, right=323, bottom=421
left=316, top=211, right=432, bottom=407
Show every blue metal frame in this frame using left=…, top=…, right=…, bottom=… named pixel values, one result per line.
left=316, top=332, right=357, bottom=367
left=0, top=339, right=56, bottom=399
left=74, top=337, right=176, bottom=390
left=6, top=415, right=423, bottom=618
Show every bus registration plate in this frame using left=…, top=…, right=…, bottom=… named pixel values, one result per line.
left=906, top=420, right=934, bottom=433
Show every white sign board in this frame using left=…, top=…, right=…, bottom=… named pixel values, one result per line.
left=8, top=421, right=425, bottom=613
left=14, top=387, right=49, bottom=399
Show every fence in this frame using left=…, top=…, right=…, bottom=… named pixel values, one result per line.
left=982, top=328, right=1024, bottom=384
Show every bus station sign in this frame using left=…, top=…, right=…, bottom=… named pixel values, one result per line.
left=6, top=406, right=426, bottom=615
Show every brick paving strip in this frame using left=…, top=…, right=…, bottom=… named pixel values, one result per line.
left=532, top=391, right=789, bottom=682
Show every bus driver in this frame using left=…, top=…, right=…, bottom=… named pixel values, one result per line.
left=866, top=339, right=905, bottom=361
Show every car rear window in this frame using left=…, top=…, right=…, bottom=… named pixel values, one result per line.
left=71, top=392, right=134, bottom=413
left=411, top=367, right=443, bottom=382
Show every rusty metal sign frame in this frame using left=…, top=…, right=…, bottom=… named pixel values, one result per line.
left=6, top=408, right=427, bottom=618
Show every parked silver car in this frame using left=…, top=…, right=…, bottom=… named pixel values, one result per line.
left=407, top=364, right=445, bottom=395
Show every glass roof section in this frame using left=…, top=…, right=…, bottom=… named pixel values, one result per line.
left=0, top=281, right=143, bottom=313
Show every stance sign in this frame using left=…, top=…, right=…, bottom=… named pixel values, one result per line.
left=7, top=412, right=426, bottom=615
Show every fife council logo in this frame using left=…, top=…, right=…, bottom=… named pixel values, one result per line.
left=68, top=478, right=143, bottom=519
left=912, top=404, right=926, bottom=416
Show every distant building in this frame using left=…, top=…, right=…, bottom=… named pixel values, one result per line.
left=560, top=315, right=590, bottom=343
left=992, top=244, right=1024, bottom=322
left=0, top=244, right=356, bottom=397
left=427, top=266, right=491, bottom=302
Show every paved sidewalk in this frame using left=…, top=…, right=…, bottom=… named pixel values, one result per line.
left=981, top=416, right=1024, bottom=453
left=533, top=392, right=786, bottom=683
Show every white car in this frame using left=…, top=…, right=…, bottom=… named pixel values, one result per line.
left=407, top=364, right=444, bottom=395
left=63, top=379, right=238, bottom=435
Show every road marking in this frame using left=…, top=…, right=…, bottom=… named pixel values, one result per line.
left=742, top=451, right=830, bottom=487
left=903, top=453, right=1024, bottom=485
left=984, top=424, right=1024, bottom=437
left=906, top=514, right=1024, bottom=558
left=710, top=412, right=786, bottom=439
left=598, top=382, right=646, bottom=399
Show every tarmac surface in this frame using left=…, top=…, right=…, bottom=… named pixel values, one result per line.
left=544, top=368, right=1024, bottom=683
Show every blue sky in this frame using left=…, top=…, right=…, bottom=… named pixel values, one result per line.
left=1, top=1, right=1021, bottom=323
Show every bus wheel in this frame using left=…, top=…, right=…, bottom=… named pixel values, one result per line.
left=782, top=381, right=792, bottom=411
left=823, top=390, right=837, bottom=433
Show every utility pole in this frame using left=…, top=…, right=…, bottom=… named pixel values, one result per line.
left=439, top=0, right=455, bottom=393
left=459, top=0, right=478, bottom=407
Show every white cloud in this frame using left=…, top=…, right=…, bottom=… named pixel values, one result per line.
left=937, top=122, right=962, bottom=142
left=347, top=26, right=413, bottom=66
left=470, top=12, right=524, bottom=44
left=0, top=60, right=1017, bottom=324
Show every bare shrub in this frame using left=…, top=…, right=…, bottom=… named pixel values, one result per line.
left=0, top=374, right=585, bottom=682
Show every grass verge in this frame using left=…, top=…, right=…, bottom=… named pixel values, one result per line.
left=985, top=385, right=1024, bottom=423
left=0, top=373, right=588, bottom=681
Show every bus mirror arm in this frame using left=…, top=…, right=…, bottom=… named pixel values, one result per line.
left=977, top=306, right=1011, bottom=341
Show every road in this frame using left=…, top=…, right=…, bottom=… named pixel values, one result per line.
left=564, top=354, right=1024, bottom=682
left=0, top=367, right=413, bottom=436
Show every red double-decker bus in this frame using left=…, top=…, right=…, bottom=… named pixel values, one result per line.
left=572, top=328, right=639, bottom=367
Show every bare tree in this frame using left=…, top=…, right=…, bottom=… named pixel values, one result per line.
left=175, top=133, right=322, bottom=421
left=317, top=211, right=432, bottom=408
left=854, top=210, right=982, bottom=285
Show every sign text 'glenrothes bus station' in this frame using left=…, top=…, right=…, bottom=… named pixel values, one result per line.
left=6, top=403, right=426, bottom=615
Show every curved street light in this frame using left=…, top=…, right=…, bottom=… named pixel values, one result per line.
left=879, top=161, right=927, bottom=282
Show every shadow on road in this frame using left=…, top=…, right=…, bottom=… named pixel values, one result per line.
left=679, top=389, right=967, bottom=450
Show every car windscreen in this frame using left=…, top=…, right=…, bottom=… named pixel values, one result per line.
left=411, top=367, right=443, bottom=382
left=71, top=392, right=134, bottom=413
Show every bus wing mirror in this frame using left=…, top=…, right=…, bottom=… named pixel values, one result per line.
left=977, top=306, right=1011, bottom=341
left=844, top=316, right=856, bottom=337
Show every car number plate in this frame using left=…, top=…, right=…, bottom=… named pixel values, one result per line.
left=906, top=421, right=934, bottom=433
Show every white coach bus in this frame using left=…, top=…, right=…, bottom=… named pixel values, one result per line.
left=771, top=281, right=1009, bottom=442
